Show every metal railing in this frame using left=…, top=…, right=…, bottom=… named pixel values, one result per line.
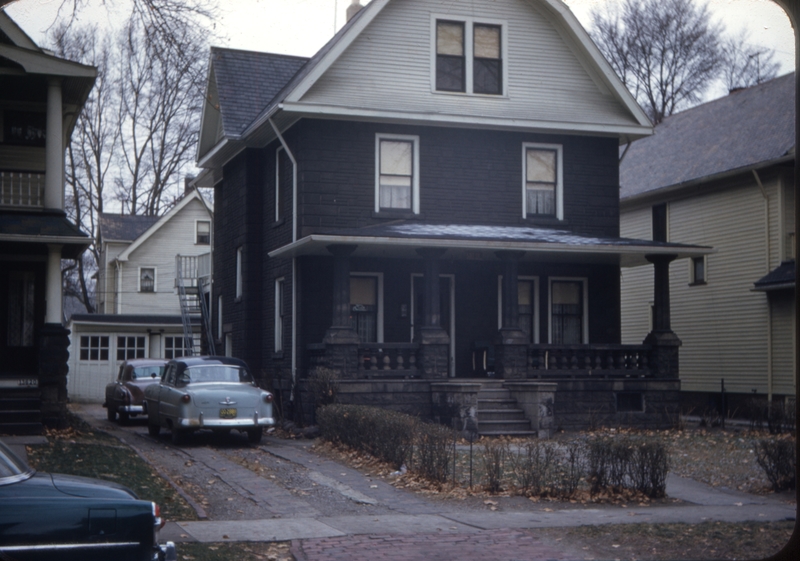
left=527, top=344, right=654, bottom=377
left=0, top=171, right=45, bottom=208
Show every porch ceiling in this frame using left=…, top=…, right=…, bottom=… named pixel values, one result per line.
left=268, top=224, right=712, bottom=267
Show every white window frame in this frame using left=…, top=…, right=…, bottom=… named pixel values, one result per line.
left=274, top=277, right=285, bottom=352
left=522, top=142, right=563, bottom=220
left=275, top=146, right=284, bottom=222
left=375, top=133, right=420, bottom=214
left=79, top=335, right=110, bottom=362
left=430, top=15, right=508, bottom=97
left=217, top=295, right=223, bottom=340
left=689, top=255, right=707, bottom=285
left=548, top=277, right=589, bottom=344
left=138, top=266, right=157, bottom=293
left=115, top=334, right=148, bottom=361
left=195, top=219, right=211, bottom=245
left=163, top=335, right=189, bottom=359
left=349, top=272, right=384, bottom=343
left=497, top=275, right=539, bottom=343
left=235, top=247, right=243, bottom=300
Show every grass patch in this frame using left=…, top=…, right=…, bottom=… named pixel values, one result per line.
left=545, top=520, right=794, bottom=560
left=24, top=416, right=196, bottom=522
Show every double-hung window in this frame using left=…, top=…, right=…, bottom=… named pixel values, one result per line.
left=434, top=18, right=505, bottom=95
left=196, top=221, right=210, bottom=245
left=139, top=267, right=156, bottom=292
left=375, top=134, right=419, bottom=213
left=523, top=143, right=563, bottom=219
left=549, top=279, right=587, bottom=344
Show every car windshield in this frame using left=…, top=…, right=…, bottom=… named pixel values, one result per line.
left=0, top=440, right=33, bottom=483
left=181, top=365, right=252, bottom=384
left=131, top=365, right=165, bottom=380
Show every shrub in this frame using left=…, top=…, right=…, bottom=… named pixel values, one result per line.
left=308, top=367, right=340, bottom=408
left=510, top=440, right=556, bottom=495
left=755, top=439, right=796, bottom=491
left=413, top=422, right=453, bottom=484
left=552, top=440, right=585, bottom=498
left=317, top=404, right=416, bottom=469
left=480, top=439, right=507, bottom=493
left=629, top=441, right=669, bottom=498
left=587, top=436, right=669, bottom=498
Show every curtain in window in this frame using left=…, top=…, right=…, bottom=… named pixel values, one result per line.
left=473, top=25, right=501, bottom=94
left=552, top=281, right=582, bottom=344
left=436, top=21, right=465, bottom=91
left=526, top=148, right=556, bottom=215
left=350, top=276, right=377, bottom=343
left=517, top=280, right=534, bottom=343
left=379, top=140, right=412, bottom=209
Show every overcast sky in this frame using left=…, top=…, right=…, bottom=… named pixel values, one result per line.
left=5, top=0, right=796, bottom=98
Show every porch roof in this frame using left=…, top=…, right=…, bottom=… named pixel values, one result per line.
left=752, top=260, right=796, bottom=292
left=268, top=223, right=711, bottom=267
left=0, top=210, right=90, bottom=259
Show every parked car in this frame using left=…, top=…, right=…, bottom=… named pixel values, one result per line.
left=104, top=359, right=168, bottom=424
left=0, top=438, right=175, bottom=561
left=144, top=356, right=275, bottom=445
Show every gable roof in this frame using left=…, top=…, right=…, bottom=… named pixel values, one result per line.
left=196, top=0, right=652, bottom=173
left=620, top=73, right=795, bottom=202
left=99, top=214, right=161, bottom=243
left=114, top=189, right=212, bottom=262
left=208, top=47, right=309, bottom=138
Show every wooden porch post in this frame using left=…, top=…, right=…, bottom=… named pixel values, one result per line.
left=644, top=254, right=681, bottom=378
left=416, top=248, right=449, bottom=378
left=322, top=244, right=359, bottom=378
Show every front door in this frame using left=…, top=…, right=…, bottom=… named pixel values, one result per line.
left=411, top=274, right=454, bottom=377
left=0, top=264, right=45, bottom=379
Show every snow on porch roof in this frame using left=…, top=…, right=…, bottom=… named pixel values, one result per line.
left=268, top=223, right=711, bottom=267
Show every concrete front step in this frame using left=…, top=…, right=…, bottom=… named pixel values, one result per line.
left=478, top=408, right=526, bottom=421
left=0, top=422, right=43, bottom=436
left=479, top=430, right=539, bottom=437
left=477, top=419, right=533, bottom=433
left=477, top=398, right=518, bottom=410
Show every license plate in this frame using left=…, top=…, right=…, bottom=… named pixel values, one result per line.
left=219, top=408, right=237, bottom=419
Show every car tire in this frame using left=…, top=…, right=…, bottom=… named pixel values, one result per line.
left=148, top=422, right=160, bottom=437
left=171, top=428, right=187, bottom=445
left=118, top=411, right=130, bottom=425
left=247, top=427, right=263, bottom=445
left=107, top=406, right=117, bottom=422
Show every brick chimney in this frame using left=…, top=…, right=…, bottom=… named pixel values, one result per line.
left=347, top=0, right=363, bottom=22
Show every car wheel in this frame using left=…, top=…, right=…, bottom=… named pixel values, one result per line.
left=148, top=422, right=160, bottom=437
left=107, top=406, right=117, bottom=422
left=171, top=428, right=187, bottom=445
left=118, top=411, right=130, bottom=425
left=247, top=427, right=263, bottom=445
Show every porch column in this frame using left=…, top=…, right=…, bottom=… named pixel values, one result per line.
left=495, top=250, right=528, bottom=379
left=644, top=254, right=681, bottom=379
left=416, top=248, right=449, bottom=378
left=41, top=244, right=70, bottom=428
left=322, top=244, right=359, bottom=378
left=45, top=244, right=63, bottom=324
left=45, top=78, right=64, bottom=210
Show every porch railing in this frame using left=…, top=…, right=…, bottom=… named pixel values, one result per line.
left=358, top=343, right=421, bottom=378
left=527, top=344, right=654, bottom=378
left=0, top=171, right=45, bottom=208
left=306, top=342, right=422, bottom=379
left=175, top=253, right=211, bottom=288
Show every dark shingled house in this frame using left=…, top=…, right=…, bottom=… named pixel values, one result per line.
left=194, top=0, right=709, bottom=433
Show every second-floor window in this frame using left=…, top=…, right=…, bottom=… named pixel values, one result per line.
left=435, top=19, right=504, bottom=95
left=375, top=134, right=419, bottom=213
left=139, top=267, right=156, bottom=292
left=523, top=143, right=562, bottom=219
left=196, top=221, right=210, bottom=244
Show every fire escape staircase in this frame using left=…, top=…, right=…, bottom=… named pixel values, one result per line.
left=176, top=255, right=215, bottom=356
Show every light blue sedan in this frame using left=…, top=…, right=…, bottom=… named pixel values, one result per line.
left=144, top=356, right=275, bottom=445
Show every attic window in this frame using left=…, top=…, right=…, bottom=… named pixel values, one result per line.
left=434, top=18, right=505, bottom=96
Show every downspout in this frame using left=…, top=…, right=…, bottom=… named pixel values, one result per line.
left=115, top=260, right=123, bottom=314
left=753, top=169, right=773, bottom=403
left=269, top=118, right=299, bottom=400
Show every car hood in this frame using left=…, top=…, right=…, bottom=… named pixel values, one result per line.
left=187, top=383, right=262, bottom=407
left=50, top=472, right=138, bottom=500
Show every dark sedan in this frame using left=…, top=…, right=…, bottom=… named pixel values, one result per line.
left=0, top=439, right=175, bottom=561
left=104, top=359, right=168, bottom=424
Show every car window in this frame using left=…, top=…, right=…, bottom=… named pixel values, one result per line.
left=0, top=441, right=33, bottom=482
left=132, top=366, right=165, bottom=380
left=165, top=364, right=178, bottom=385
left=184, top=365, right=252, bottom=384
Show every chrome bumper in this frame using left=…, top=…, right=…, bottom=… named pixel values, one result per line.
left=120, top=405, right=145, bottom=414
left=153, top=541, right=176, bottom=561
left=177, top=416, right=275, bottom=428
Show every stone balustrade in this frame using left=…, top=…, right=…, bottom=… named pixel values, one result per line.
left=527, top=344, right=654, bottom=377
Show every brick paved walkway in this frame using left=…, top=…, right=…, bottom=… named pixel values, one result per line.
left=292, top=529, right=578, bottom=561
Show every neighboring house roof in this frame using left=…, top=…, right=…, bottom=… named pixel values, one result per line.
left=99, top=214, right=160, bottom=243
left=269, top=222, right=710, bottom=267
left=753, top=261, right=796, bottom=292
left=621, top=73, right=795, bottom=202
left=69, top=314, right=183, bottom=326
left=209, top=47, right=308, bottom=137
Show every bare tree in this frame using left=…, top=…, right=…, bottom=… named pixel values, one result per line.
left=48, top=5, right=210, bottom=312
left=721, top=29, right=781, bottom=92
left=591, top=0, right=724, bottom=124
